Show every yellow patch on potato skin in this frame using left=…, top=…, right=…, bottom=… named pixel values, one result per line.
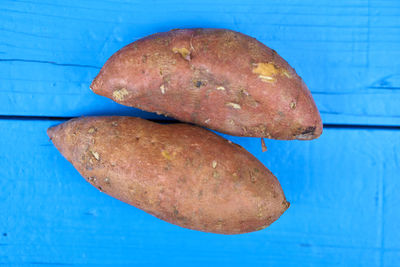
left=161, top=150, right=172, bottom=160
left=252, top=63, right=292, bottom=82
left=172, top=47, right=191, bottom=60
left=253, top=63, right=279, bottom=76
left=113, top=88, right=129, bottom=101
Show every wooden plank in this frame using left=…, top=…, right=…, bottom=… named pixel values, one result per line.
left=385, top=252, right=400, bottom=267
left=0, top=0, right=399, bottom=125
left=0, top=118, right=398, bottom=265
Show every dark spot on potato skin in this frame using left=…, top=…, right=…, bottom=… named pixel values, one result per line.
left=195, top=81, right=203, bottom=87
left=193, top=80, right=207, bottom=88
left=302, top=126, right=316, bottom=135
left=172, top=206, right=189, bottom=223
left=295, top=126, right=317, bottom=138
left=173, top=206, right=179, bottom=216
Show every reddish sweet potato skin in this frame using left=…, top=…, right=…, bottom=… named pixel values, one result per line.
left=47, top=116, right=289, bottom=234
left=91, top=28, right=322, bottom=140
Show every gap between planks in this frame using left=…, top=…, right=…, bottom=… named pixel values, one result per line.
left=0, top=115, right=399, bottom=130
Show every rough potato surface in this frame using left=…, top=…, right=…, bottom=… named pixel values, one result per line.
left=91, top=28, right=322, bottom=140
left=48, top=116, right=289, bottom=234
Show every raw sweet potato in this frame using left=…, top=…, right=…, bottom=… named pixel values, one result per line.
left=91, top=28, right=322, bottom=140
left=48, top=116, right=289, bottom=234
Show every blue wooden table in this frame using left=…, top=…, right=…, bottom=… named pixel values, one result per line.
left=1, top=0, right=399, bottom=266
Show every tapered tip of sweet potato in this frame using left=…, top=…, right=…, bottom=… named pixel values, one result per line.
left=89, top=79, right=97, bottom=93
left=290, top=82, right=323, bottom=140
left=295, top=117, right=323, bottom=140
left=47, top=125, right=58, bottom=140
left=47, top=123, right=66, bottom=145
left=283, top=200, right=290, bottom=211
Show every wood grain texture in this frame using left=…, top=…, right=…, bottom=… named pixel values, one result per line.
left=0, top=0, right=399, bottom=125
left=0, top=0, right=399, bottom=266
left=0, top=118, right=399, bottom=266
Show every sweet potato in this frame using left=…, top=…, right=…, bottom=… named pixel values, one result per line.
left=91, top=28, right=322, bottom=140
left=47, top=116, right=289, bottom=234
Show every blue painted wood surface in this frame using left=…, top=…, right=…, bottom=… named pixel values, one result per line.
left=0, top=119, right=399, bottom=265
left=0, top=0, right=400, bottom=125
left=1, top=0, right=400, bottom=266
left=0, top=119, right=399, bottom=266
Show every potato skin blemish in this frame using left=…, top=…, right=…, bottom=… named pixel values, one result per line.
left=112, top=88, right=129, bottom=101
left=252, top=62, right=292, bottom=82
left=226, top=102, right=241, bottom=109
left=172, top=47, right=191, bottom=61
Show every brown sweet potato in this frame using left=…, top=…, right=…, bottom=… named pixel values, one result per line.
left=91, top=28, right=322, bottom=140
left=48, top=116, right=289, bottom=234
